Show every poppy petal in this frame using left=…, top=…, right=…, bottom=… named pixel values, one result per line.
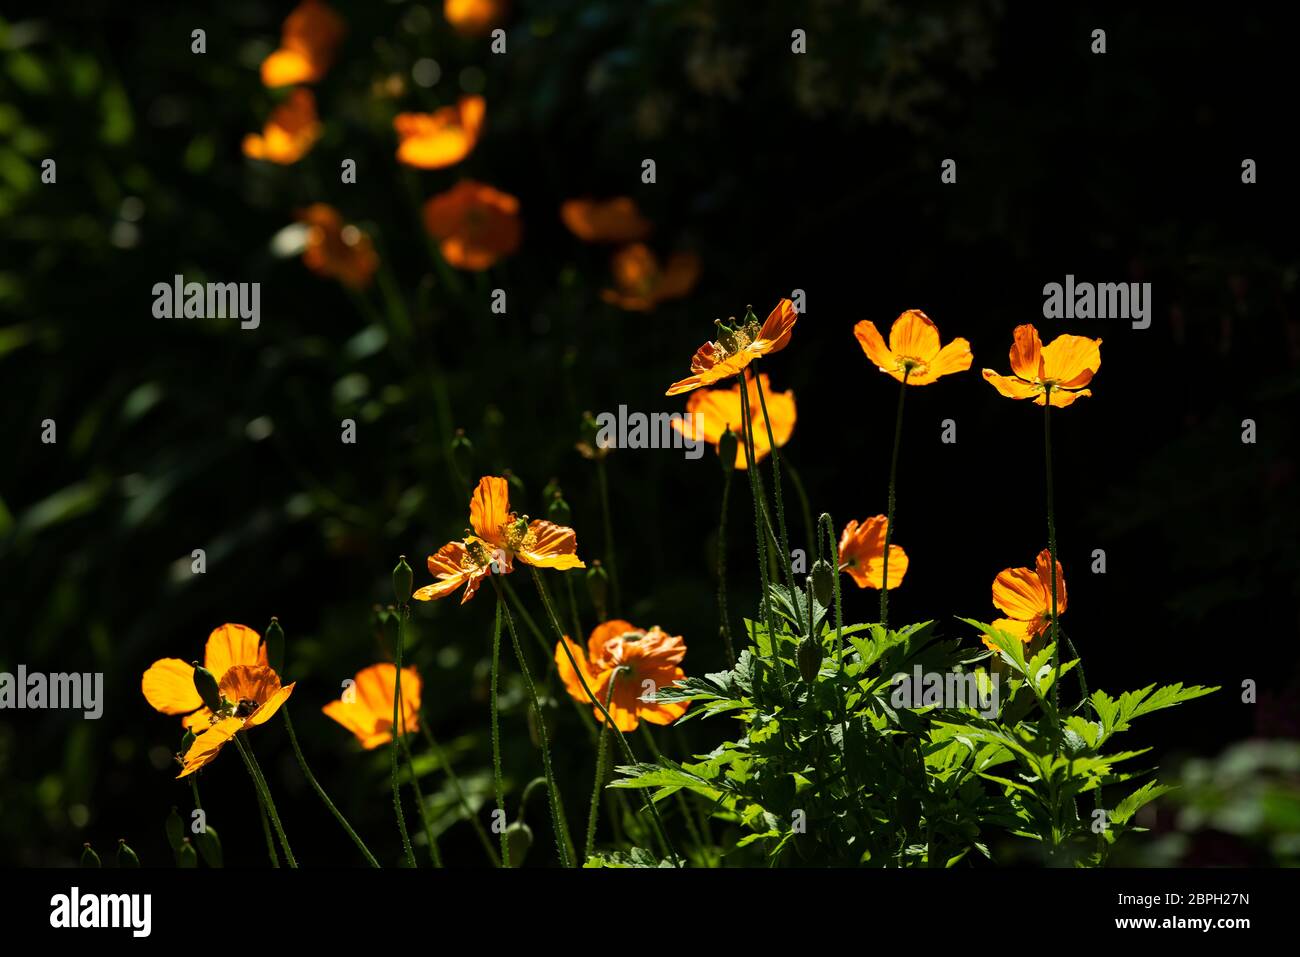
left=141, top=658, right=201, bottom=715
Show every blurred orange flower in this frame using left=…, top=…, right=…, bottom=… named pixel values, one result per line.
left=422, top=180, right=521, bottom=270
left=414, top=475, right=583, bottom=604
left=177, top=665, right=296, bottom=777
left=260, top=0, right=346, bottom=87
left=555, top=619, right=689, bottom=731
left=445, top=0, right=507, bottom=36
left=394, top=95, right=485, bottom=169
left=561, top=197, right=652, bottom=243
left=853, top=309, right=972, bottom=385
left=983, top=549, right=1067, bottom=650
left=297, top=204, right=378, bottom=289
left=983, top=324, right=1102, bottom=408
left=242, top=88, right=321, bottom=164
left=322, top=663, right=422, bottom=748
left=665, top=298, right=797, bottom=396
left=142, top=623, right=270, bottom=732
left=838, top=517, right=908, bottom=591
left=672, top=370, right=795, bottom=469
left=601, top=244, right=698, bottom=311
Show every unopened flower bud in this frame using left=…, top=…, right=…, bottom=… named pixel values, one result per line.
left=811, top=560, right=834, bottom=607
left=80, top=843, right=100, bottom=868
left=178, top=838, right=198, bottom=868
left=165, top=807, right=185, bottom=852
left=586, top=561, right=609, bottom=615
left=505, top=820, right=533, bottom=867
left=264, top=616, right=285, bottom=675
left=117, top=839, right=140, bottom=868
left=797, top=637, right=824, bottom=684
left=717, top=429, right=739, bottom=474
left=393, top=555, right=413, bottom=605
left=192, top=663, right=221, bottom=712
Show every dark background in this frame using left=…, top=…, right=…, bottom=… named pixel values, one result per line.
left=1, top=1, right=1297, bottom=867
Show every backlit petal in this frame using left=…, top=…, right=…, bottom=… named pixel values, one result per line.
left=469, top=475, right=512, bottom=543
left=141, top=658, right=201, bottom=715
left=888, top=310, right=941, bottom=362
left=203, top=624, right=266, bottom=680
left=1009, top=324, right=1044, bottom=380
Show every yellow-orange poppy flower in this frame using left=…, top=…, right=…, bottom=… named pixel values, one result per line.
left=422, top=180, right=522, bottom=270
left=445, top=0, right=506, bottom=35
left=394, top=96, right=485, bottom=169
left=260, top=0, right=346, bottom=87
left=322, top=663, right=422, bottom=749
left=983, top=324, right=1102, bottom=408
left=672, top=370, right=795, bottom=469
left=142, top=623, right=270, bottom=732
left=601, top=244, right=699, bottom=312
left=853, top=309, right=972, bottom=385
left=297, top=204, right=378, bottom=289
left=982, top=549, right=1067, bottom=650
left=414, top=536, right=504, bottom=605
left=177, top=665, right=296, bottom=777
left=665, top=298, right=798, bottom=396
left=555, top=619, right=689, bottom=731
left=242, top=88, right=322, bottom=165
left=561, top=197, right=652, bottom=243
left=838, top=516, right=908, bottom=590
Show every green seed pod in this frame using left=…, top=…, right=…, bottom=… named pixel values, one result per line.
left=717, top=429, right=739, bottom=473
left=797, top=637, right=824, bottom=684
left=586, top=561, right=609, bottom=614
left=180, top=729, right=196, bottom=759
left=80, top=843, right=101, bottom=868
left=165, top=806, right=185, bottom=853
left=116, top=839, right=140, bottom=868
left=811, top=560, right=834, bottom=607
left=191, top=662, right=221, bottom=712
left=505, top=821, right=533, bottom=868
left=178, top=838, right=198, bottom=868
left=393, top=555, right=413, bottom=605
left=547, top=492, right=572, bottom=526
left=264, top=616, right=285, bottom=675
left=195, top=826, right=223, bottom=868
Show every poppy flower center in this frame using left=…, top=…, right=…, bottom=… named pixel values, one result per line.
left=234, top=697, right=259, bottom=718
left=898, top=356, right=929, bottom=375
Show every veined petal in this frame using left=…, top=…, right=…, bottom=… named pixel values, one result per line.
left=925, top=337, right=974, bottom=381
left=586, top=619, right=639, bottom=668
left=992, top=565, right=1045, bottom=621
left=177, top=717, right=242, bottom=778
left=853, top=319, right=895, bottom=373
left=1037, top=387, right=1092, bottom=408
left=469, top=475, right=512, bottom=543
left=244, top=682, right=297, bottom=728
left=982, top=369, right=1040, bottom=400
left=1033, top=549, right=1068, bottom=615
left=1041, top=334, right=1102, bottom=386
left=980, top=617, right=1033, bottom=651
left=141, top=658, right=201, bottom=715
left=203, top=624, right=266, bottom=680
left=1009, top=324, right=1045, bottom=381
left=888, top=309, right=941, bottom=362
left=518, top=520, right=584, bottom=569
left=754, top=298, right=798, bottom=354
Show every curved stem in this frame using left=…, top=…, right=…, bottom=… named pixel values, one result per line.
left=739, top=381, right=783, bottom=700
left=880, top=371, right=909, bottom=626
left=1044, top=393, right=1061, bottom=751
left=496, top=585, right=576, bottom=867
left=584, top=675, right=619, bottom=861
left=234, top=734, right=296, bottom=868
left=717, top=469, right=735, bottom=667
left=819, top=513, right=851, bottom=790
left=753, top=369, right=797, bottom=599
left=489, top=598, right=509, bottom=867
left=390, top=605, right=417, bottom=868
left=396, top=697, right=442, bottom=867
left=283, top=709, right=380, bottom=867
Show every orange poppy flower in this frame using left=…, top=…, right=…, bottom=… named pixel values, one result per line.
left=414, top=476, right=583, bottom=604
left=982, top=324, right=1102, bottom=408
left=142, top=623, right=271, bottom=732
left=445, top=0, right=506, bottom=34
left=177, top=665, right=296, bottom=777
left=838, top=516, right=908, bottom=590
left=322, top=663, right=422, bottom=749
left=665, top=298, right=798, bottom=396
left=853, top=309, right=972, bottom=385
left=982, top=549, right=1067, bottom=650
left=260, top=0, right=346, bottom=87
left=242, top=88, right=322, bottom=165
left=297, top=204, right=378, bottom=289
left=555, top=619, right=689, bottom=731
left=394, top=96, right=485, bottom=169
left=422, top=180, right=521, bottom=270
left=672, top=370, right=795, bottom=469
left=561, top=197, right=652, bottom=243
left=601, top=244, right=699, bottom=312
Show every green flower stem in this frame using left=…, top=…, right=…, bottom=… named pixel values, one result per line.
left=417, top=714, right=500, bottom=866
left=282, top=708, right=380, bottom=867
left=488, top=598, right=509, bottom=867
left=395, top=696, right=442, bottom=867
left=494, top=582, right=576, bottom=867
left=595, top=458, right=622, bottom=615
left=390, top=604, right=417, bottom=868
left=530, top=567, right=683, bottom=867
left=1043, top=391, right=1062, bottom=751
left=564, top=573, right=585, bottom=655
left=880, top=370, right=910, bottom=626
left=234, top=733, right=295, bottom=868
left=583, top=674, right=619, bottom=861
left=255, top=794, right=280, bottom=868
left=753, top=369, right=798, bottom=598
left=738, top=381, right=780, bottom=695
left=717, top=467, right=736, bottom=667
left=819, top=513, right=851, bottom=789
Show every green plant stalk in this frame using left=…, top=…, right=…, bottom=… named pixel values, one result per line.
left=234, top=734, right=296, bottom=868
left=584, top=676, right=619, bottom=861
left=417, top=715, right=500, bottom=866
left=393, top=692, right=442, bottom=867
left=1043, top=392, right=1062, bottom=750
left=753, top=369, right=798, bottom=599
left=488, top=598, right=509, bottom=867
left=390, top=605, right=417, bottom=868
left=253, top=789, right=279, bottom=868
left=564, top=573, right=585, bottom=653
left=738, top=384, right=783, bottom=700
left=530, top=567, right=682, bottom=867
left=819, top=513, right=854, bottom=794
left=496, top=584, right=576, bottom=867
left=595, top=457, right=622, bottom=615
left=282, top=708, right=380, bottom=867
left=717, top=467, right=736, bottom=666
left=880, top=370, right=909, bottom=626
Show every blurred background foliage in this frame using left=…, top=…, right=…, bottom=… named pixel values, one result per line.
left=1, top=0, right=1296, bottom=866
